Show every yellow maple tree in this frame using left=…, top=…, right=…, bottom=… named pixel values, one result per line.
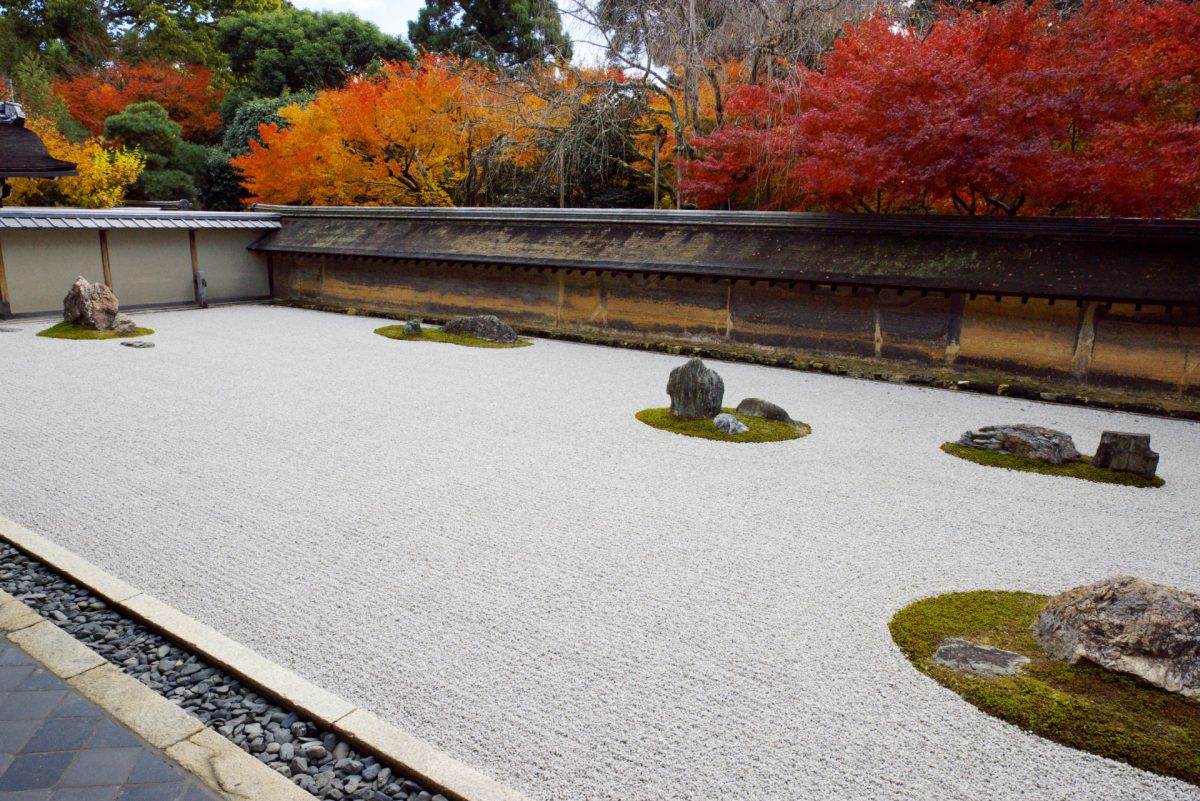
left=7, top=116, right=145, bottom=209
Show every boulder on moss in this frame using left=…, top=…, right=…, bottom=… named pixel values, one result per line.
left=956, top=424, right=1080, bottom=465
left=1093, top=432, right=1159, bottom=479
left=441, top=314, right=519, bottom=343
left=667, top=357, right=723, bottom=418
left=735, top=397, right=793, bottom=424
left=63, top=276, right=134, bottom=332
left=1034, top=576, right=1200, bottom=697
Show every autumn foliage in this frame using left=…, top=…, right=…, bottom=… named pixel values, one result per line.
left=684, top=0, right=1200, bottom=217
left=54, top=62, right=224, bottom=143
left=7, top=117, right=145, bottom=208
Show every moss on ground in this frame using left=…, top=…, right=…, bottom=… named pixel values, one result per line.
left=940, top=442, right=1164, bottom=488
left=37, top=322, right=154, bottom=340
left=635, top=407, right=810, bottom=443
left=890, top=591, right=1200, bottom=785
left=374, top=325, right=530, bottom=349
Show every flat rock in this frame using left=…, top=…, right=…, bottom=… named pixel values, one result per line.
left=1034, top=576, right=1200, bottom=697
left=735, top=398, right=792, bottom=424
left=956, top=424, right=1081, bottom=464
left=932, top=637, right=1030, bottom=677
left=121, top=341, right=155, bottom=349
left=1093, top=431, right=1159, bottom=478
left=0, top=327, right=21, bottom=333
left=713, top=413, right=748, bottom=434
left=441, top=314, right=518, bottom=343
left=667, top=358, right=723, bottom=418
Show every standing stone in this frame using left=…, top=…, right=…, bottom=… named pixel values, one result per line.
left=1092, top=432, right=1159, bottom=479
left=713, top=412, right=749, bottom=434
left=63, top=276, right=121, bottom=330
left=956, top=424, right=1081, bottom=464
left=1033, top=576, right=1200, bottom=697
left=667, top=358, right=724, bottom=418
left=932, top=638, right=1030, bottom=677
left=735, top=398, right=793, bottom=424
left=441, top=314, right=519, bottom=343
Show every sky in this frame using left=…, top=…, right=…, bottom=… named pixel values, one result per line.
left=290, top=0, right=605, bottom=64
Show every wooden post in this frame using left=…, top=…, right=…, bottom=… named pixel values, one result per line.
left=98, top=230, right=113, bottom=288
left=188, top=230, right=208, bottom=308
left=0, top=232, right=10, bottom=319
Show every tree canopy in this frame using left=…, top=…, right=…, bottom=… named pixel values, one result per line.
left=409, top=0, right=572, bottom=67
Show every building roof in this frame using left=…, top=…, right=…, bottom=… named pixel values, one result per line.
left=0, top=208, right=281, bottom=230
left=0, top=103, right=78, bottom=179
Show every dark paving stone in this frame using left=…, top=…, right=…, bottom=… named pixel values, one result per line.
left=0, top=665, right=36, bottom=691
left=59, top=747, right=140, bottom=788
left=0, top=720, right=40, bottom=752
left=1, top=790, right=53, bottom=801
left=51, top=697, right=103, bottom=720
left=85, top=721, right=138, bottom=750
left=117, top=782, right=184, bottom=801
left=18, top=670, right=68, bottom=692
left=24, top=718, right=99, bottom=754
left=126, top=751, right=181, bottom=785
left=51, top=788, right=120, bottom=801
left=0, top=692, right=68, bottom=721
left=0, top=751, right=75, bottom=790
left=0, top=646, right=35, bottom=667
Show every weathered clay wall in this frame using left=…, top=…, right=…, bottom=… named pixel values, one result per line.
left=268, top=254, right=1200, bottom=398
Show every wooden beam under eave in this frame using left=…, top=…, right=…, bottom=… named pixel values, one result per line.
left=99, top=230, right=113, bottom=289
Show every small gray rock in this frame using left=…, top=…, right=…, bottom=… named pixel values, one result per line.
left=713, top=413, right=749, bottom=435
left=403, top=319, right=422, bottom=335
left=0, top=327, right=21, bottom=333
left=932, top=638, right=1030, bottom=677
left=735, top=398, right=792, bottom=424
left=121, top=340, right=154, bottom=349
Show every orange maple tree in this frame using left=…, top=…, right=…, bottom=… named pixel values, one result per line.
left=54, top=62, right=224, bottom=143
left=234, top=56, right=519, bottom=205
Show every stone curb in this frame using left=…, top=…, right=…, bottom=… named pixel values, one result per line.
left=0, top=516, right=530, bottom=801
left=0, top=588, right=310, bottom=801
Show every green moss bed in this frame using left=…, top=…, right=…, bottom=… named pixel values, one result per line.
left=635, top=407, right=811, bottom=443
left=374, top=325, right=531, bottom=349
left=941, top=442, right=1164, bottom=488
left=37, top=322, right=154, bottom=340
left=891, top=591, right=1200, bottom=785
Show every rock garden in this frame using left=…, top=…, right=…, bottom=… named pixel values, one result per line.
left=37, top=276, right=154, bottom=341
left=943, top=424, right=1163, bottom=487
left=636, top=357, right=812, bottom=442
left=374, top=314, right=530, bottom=348
left=891, top=575, right=1200, bottom=785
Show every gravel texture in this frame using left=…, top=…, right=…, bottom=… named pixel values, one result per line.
left=1, top=304, right=1198, bottom=801
left=0, top=543, right=441, bottom=801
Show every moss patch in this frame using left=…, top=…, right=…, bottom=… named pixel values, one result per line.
left=941, top=442, right=1163, bottom=488
left=374, top=325, right=530, bottom=349
left=635, top=407, right=810, bottom=443
left=890, top=591, right=1200, bottom=785
left=37, top=322, right=154, bottom=340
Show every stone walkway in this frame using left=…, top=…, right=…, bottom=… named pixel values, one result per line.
left=0, top=637, right=221, bottom=801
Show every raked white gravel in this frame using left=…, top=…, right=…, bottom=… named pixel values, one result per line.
left=1, top=305, right=1197, bottom=801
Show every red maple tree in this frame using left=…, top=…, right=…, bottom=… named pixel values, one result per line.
left=684, top=0, right=1200, bottom=217
left=54, top=62, right=224, bottom=143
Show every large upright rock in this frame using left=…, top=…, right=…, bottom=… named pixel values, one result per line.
left=441, top=314, right=519, bottom=343
left=1093, top=432, right=1159, bottom=479
left=1034, top=576, right=1200, bottom=697
left=956, top=424, right=1081, bottom=464
left=63, top=276, right=121, bottom=330
left=667, top=358, right=723, bottom=418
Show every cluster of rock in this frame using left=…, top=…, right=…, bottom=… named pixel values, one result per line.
left=956, top=423, right=1159, bottom=478
left=63, top=276, right=138, bottom=334
left=0, top=542, right=444, bottom=801
left=1034, top=576, right=1200, bottom=697
left=442, top=314, right=519, bottom=343
left=666, top=357, right=798, bottom=434
left=932, top=575, right=1200, bottom=700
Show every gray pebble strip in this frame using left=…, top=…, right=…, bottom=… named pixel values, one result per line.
left=0, top=542, right=445, bottom=801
